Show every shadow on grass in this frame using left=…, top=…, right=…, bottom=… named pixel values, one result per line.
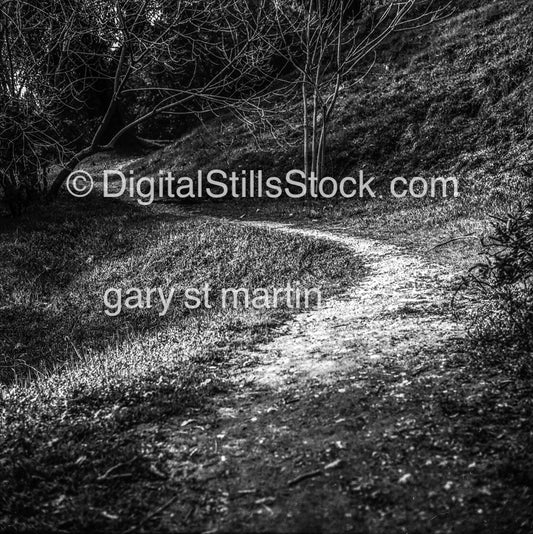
left=0, top=194, right=197, bottom=383
left=0, top=340, right=227, bottom=533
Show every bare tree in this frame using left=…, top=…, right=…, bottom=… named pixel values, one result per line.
left=47, top=0, right=280, bottom=195
left=266, top=0, right=450, bottom=184
left=0, top=0, right=277, bottom=203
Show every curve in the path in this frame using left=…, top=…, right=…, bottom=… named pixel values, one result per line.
left=234, top=220, right=462, bottom=389
left=148, top=215, right=468, bottom=532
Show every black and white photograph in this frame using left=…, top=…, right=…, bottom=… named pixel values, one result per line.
left=1, top=0, right=532, bottom=532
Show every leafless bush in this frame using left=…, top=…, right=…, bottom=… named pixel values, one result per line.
left=464, top=199, right=533, bottom=350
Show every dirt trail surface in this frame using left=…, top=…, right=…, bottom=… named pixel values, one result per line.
left=238, top=221, right=458, bottom=389
left=128, top=217, right=526, bottom=534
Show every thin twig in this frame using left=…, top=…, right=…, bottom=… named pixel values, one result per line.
left=430, top=233, right=477, bottom=250
left=97, top=456, right=139, bottom=481
left=288, top=469, right=323, bottom=487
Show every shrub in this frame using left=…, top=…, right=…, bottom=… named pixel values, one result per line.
left=465, top=197, right=533, bottom=349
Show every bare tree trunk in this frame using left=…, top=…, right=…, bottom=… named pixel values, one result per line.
left=267, top=0, right=448, bottom=200
left=317, top=114, right=327, bottom=181
left=302, top=77, right=309, bottom=180
left=23, top=0, right=278, bottom=199
left=311, top=84, right=319, bottom=181
left=48, top=146, right=99, bottom=197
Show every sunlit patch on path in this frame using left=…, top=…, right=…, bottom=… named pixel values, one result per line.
left=236, top=221, right=461, bottom=388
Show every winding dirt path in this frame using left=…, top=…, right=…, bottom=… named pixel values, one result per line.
left=148, top=218, right=471, bottom=533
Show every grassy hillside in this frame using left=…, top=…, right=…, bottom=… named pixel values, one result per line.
left=121, top=0, right=532, bottom=268
left=0, top=198, right=361, bottom=383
